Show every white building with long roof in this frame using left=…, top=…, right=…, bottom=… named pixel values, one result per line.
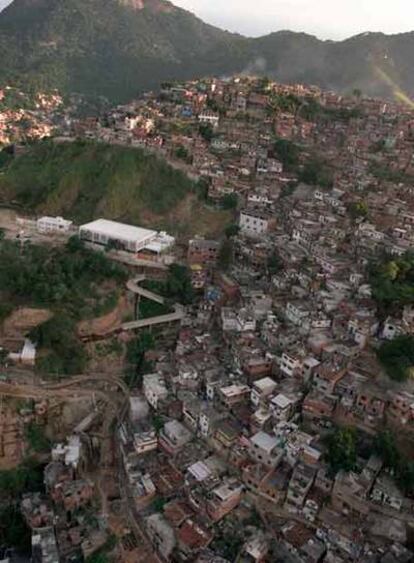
left=79, top=218, right=157, bottom=253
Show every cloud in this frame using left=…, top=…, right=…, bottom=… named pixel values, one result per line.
left=0, top=0, right=11, bottom=11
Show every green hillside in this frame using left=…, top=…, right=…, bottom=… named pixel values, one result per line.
left=0, top=139, right=195, bottom=224
left=0, top=139, right=231, bottom=235
left=0, top=0, right=248, bottom=102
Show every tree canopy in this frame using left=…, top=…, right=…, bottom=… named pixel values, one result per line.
left=30, top=313, right=87, bottom=376
left=273, top=139, right=301, bottom=172
left=225, top=224, right=240, bottom=239
left=164, top=264, right=194, bottom=305
left=299, top=157, right=334, bottom=188
left=348, top=201, right=368, bottom=219
left=124, top=331, right=155, bottom=389
left=218, top=239, right=234, bottom=272
left=199, top=123, right=214, bottom=142
left=0, top=460, right=43, bottom=552
left=0, top=237, right=127, bottom=318
left=269, top=93, right=302, bottom=115
left=221, top=193, right=239, bottom=210
left=142, top=264, right=194, bottom=306
left=377, top=335, right=414, bottom=382
left=25, top=423, right=51, bottom=454
left=370, top=252, right=414, bottom=314
left=326, top=427, right=357, bottom=474
left=0, top=236, right=128, bottom=376
left=0, top=459, right=44, bottom=500
left=375, top=431, right=414, bottom=494
left=268, top=251, right=284, bottom=275
left=0, top=505, right=31, bottom=554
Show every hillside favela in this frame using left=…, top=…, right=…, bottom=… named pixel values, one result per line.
left=1, top=1, right=414, bottom=562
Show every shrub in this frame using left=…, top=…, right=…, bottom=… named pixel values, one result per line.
left=377, top=335, right=414, bottom=382
left=326, top=427, right=357, bottom=474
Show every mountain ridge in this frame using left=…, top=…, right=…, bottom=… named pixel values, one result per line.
left=0, top=0, right=413, bottom=102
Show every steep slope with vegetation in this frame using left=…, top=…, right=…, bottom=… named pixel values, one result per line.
left=0, top=0, right=248, bottom=102
left=1, top=0, right=413, bottom=102
left=0, top=139, right=196, bottom=225
left=0, top=235, right=128, bottom=374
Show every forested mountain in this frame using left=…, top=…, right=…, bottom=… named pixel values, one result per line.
left=0, top=0, right=413, bottom=102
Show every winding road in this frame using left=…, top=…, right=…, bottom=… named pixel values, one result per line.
left=123, top=275, right=185, bottom=331
left=81, top=275, right=185, bottom=341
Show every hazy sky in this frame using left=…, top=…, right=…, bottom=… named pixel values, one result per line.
left=0, top=0, right=412, bottom=39
left=173, top=0, right=413, bottom=39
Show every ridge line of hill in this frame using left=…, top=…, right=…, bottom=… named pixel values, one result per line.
left=0, top=0, right=413, bottom=102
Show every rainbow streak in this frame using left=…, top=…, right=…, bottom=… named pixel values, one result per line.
left=374, top=66, right=414, bottom=109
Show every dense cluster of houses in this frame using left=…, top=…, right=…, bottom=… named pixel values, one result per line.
left=0, top=87, right=65, bottom=146
left=93, top=77, right=414, bottom=561
left=116, top=313, right=414, bottom=561
left=20, top=435, right=107, bottom=563
left=6, top=74, right=414, bottom=561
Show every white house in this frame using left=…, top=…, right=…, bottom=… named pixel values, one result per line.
left=285, top=302, right=311, bottom=328
left=8, top=339, right=37, bottom=366
left=256, top=159, right=268, bottom=174
left=247, top=194, right=273, bottom=207
left=236, top=308, right=257, bottom=332
left=221, top=308, right=238, bottom=331
left=268, top=158, right=283, bottom=174
left=279, top=352, right=302, bottom=378
left=239, top=210, right=270, bottom=237
left=248, top=431, right=284, bottom=469
left=250, top=377, right=277, bottom=407
left=348, top=311, right=379, bottom=347
left=198, top=110, right=219, bottom=128
left=37, top=216, right=73, bottom=234
left=199, top=406, right=226, bottom=438
left=143, top=373, right=168, bottom=410
left=271, top=394, right=295, bottom=422
left=144, top=232, right=176, bottom=255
